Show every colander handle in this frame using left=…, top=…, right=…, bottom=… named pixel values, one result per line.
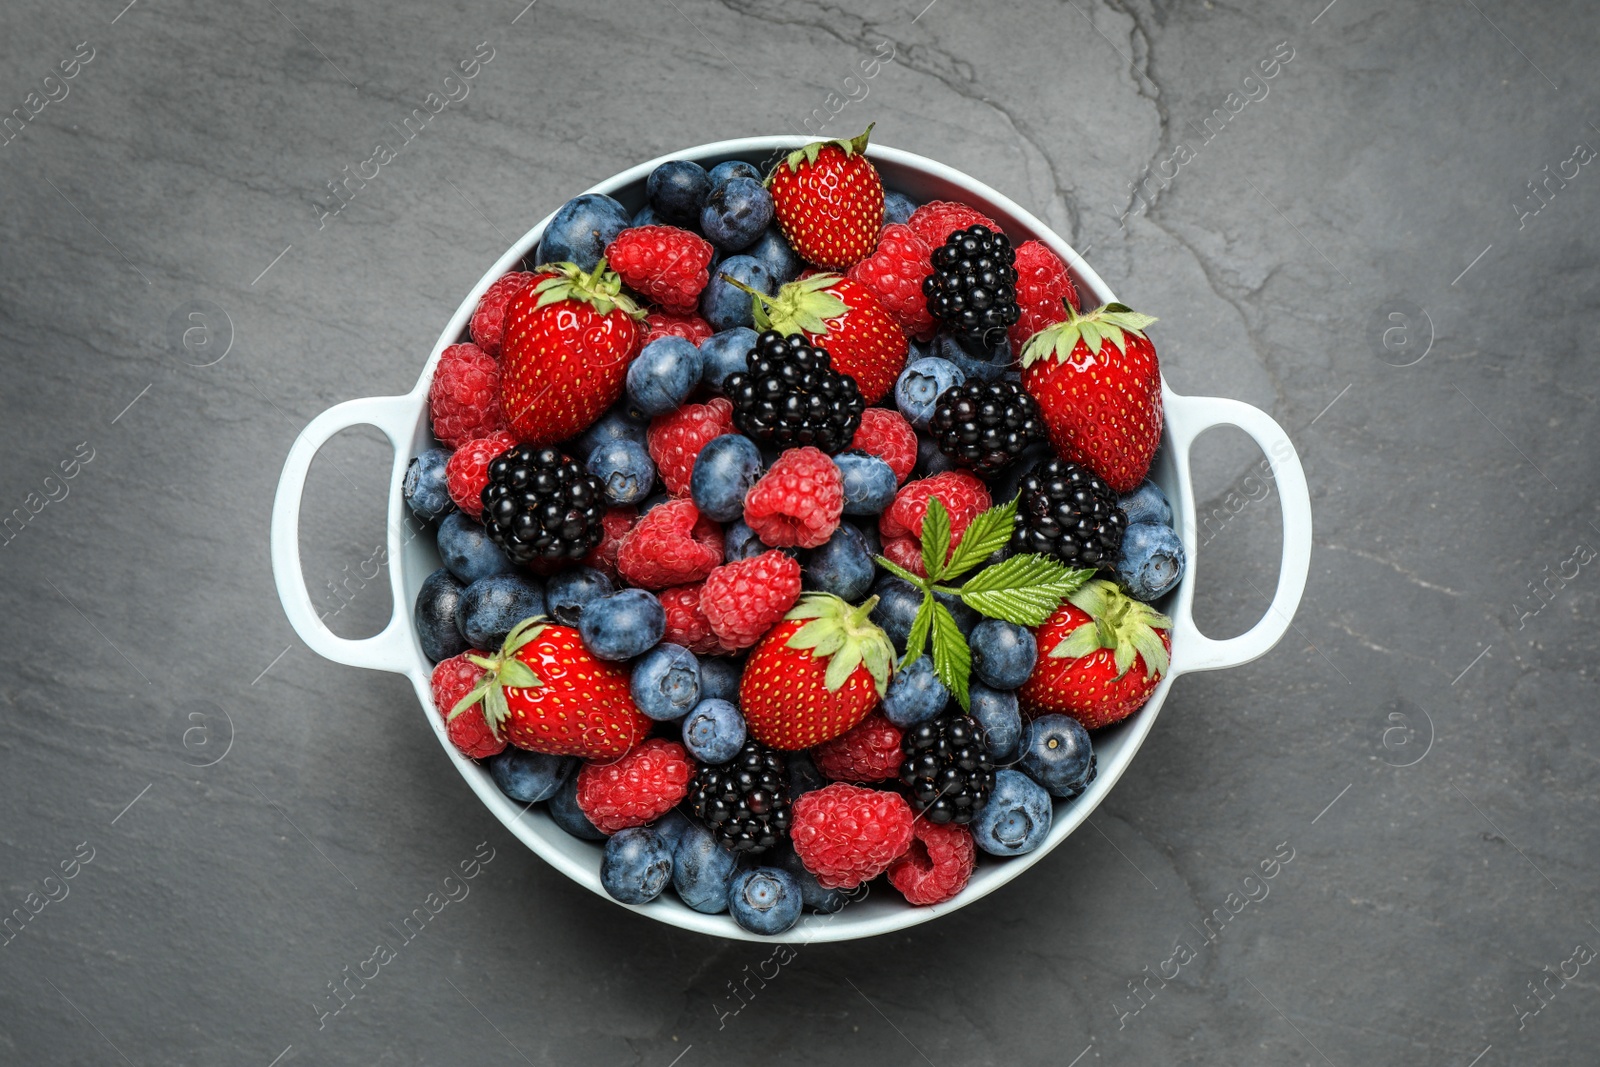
left=1161, top=393, right=1313, bottom=676
left=270, top=394, right=420, bottom=675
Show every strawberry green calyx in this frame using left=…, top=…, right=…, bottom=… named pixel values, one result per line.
left=1019, top=301, right=1158, bottom=370
left=530, top=258, right=645, bottom=320
left=723, top=273, right=849, bottom=336
left=783, top=593, right=895, bottom=697
left=450, top=616, right=548, bottom=737
left=769, top=123, right=875, bottom=179
left=1048, top=579, right=1172, bottom=681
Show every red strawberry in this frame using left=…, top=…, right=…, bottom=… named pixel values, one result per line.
left=448, top=619, right=652, bottom=759
left=1020, top=302, right=1162, bottom=494
left=1008, top=240, right=1080, bottom=353
left=766, top=125, right=884, bottom=270
left=643, top=310, right=714, bottom=346
left=906, top=200, right=1004, bottom=248
left=605, top=226, right=714, bottom=315
left=846, top=223, right=936, bottom=340
left=501, top=260, right=644, bottom=446
left=1018, top=579, right=1171, bottom=730
left=739, top=593, right=895, bottom=750
left=736, top=273, right=907, bottom=404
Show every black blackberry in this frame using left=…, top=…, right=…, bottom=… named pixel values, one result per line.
left=900, top=713, right=995, bottom=825
left=1010, top=457, right=1127, bottom=569
left=923, top=225, right=1020, bottom=349
left=726, top=330, right=864, bottom=454
left=480, top=444, right=606, bottom=566
left=929, top=380, right=1045, bottom=474
left=689, top=740, right=792, bottom=854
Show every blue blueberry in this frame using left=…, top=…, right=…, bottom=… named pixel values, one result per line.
left=970, top=683, right=1022, bottom=764
left=415, top=568, right=468, bottom=662
left=970, top=619, right=1037, bottom=691
left=773, top=847, right=851, bottom=913
left=804, top=523, right=875, bottom=601
left=1119, top=480, right=1174, bottom=528
left=544, top=566, right=614, bottom=626
left=690, top=434, right=763, bottom=522
left=546, top=773, right=606, bottom=841
left=726, top=520, right=795, bottom=562
left=787, top=751, right=827, bottom=799
left=646, top=160, right=712, bottom=227
left=883, top=189, right=919, bottom=226
left=699, top=327, right=759, bottom=393
left=701, top=177, right=774, bottom=252
left=587, top=438, right=656, bottom=506
left=579, top=589, right=666, bottom=661
left=1117, top=522, right=1186, bottom=601
left=403, top=448, right=453, bottom=521
left=743, top=227, right=802, bottom=285
left=881, top=655, right=949, bottom=728
left=698, top=655, right=743, bottom=702
left=631, top=204, right=663, bottom=227
left=727, top=867, right=803, bottom=935
left=854, top=521, right=882, bottom=557
left=631, top=643, right=701, bottom=721
left=458, top=574, right=547, bottom=649
left=701, top=255, right=774, bottom=331
left=653, top=808, right=695, bottom=853
left=672, top=822, right=740, bottom=913
left=579, top=402, right=650, bottom=454
left=601, top=827, right=674, bottom=904
left=834, top=450, right=898, bottom=516
left=933, top=331, right=1012, bottom=382
left=915, top=433, right=957, bottom=478
left=682, top=698, right=746, bottom=764
left=628, top=336, right=704, bottom=417
left=536, top=193, right=630, bottom=272
left=1019, top=714, right=1096, bottom=798
left=487, top=749, right=577, bottom=803
left=869, top=575, right=923, bottom=654
left=437, top=512, right=516, bottom=584
left=971, top=768, right=1053, bottom=856
left=896, top=357, right=965, bottom=429
left=640, top=492, right=672, bottom=515
left=708, top=159, right=762, bottom=187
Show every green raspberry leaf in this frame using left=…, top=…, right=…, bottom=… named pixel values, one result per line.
left=958, top=554, right=1094, bottom=626
left=941, top=497, right=1019, bottom=580
left=921, top=498, right=953, bottom=581
left=929, top=601, right=972, bottom=711
left=874, top=554, right=926, bottom=589
left=902, top=594, right=935, bottom=668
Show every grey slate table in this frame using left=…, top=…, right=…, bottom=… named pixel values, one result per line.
left=2, top=0, right=1597, bottom=1063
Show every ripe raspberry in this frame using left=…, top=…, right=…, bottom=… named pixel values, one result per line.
left=847, top=223, right=936, bottom=340
left=812, top=713, right=903, bottom=782
left=790, top=783, right=915, bottom=890
left=879, top=471, right=992, bottom=553
left=445, top=430, right=517, bottom=518
left=849, top=407, right=918, bottom=484
left=469, top=271, right=541, bottom=358
left=660, top=583, right=725, bottom=655
left=581, top=505, right=637, bottom=578
left=429, top=343, right=506, bottom=449
left=879, top=534, right=926, bottom=580
left=648, top=398, right=735, bottom=496
left=615, top=499, right=723, bottom=590
left=1009, top=240, right=1080, bottom=353
left=643, top=310, right=714, bottom=346
left=701, top=550, right=803, bottom=650
left=906, top=200, right=1004, bottom=249
left=431, top=652, right=506, bottom=759
left=606, top=226, right=715, bottom=315
left=574, top=738, right=694, bottom=833
left=887, top=820, right=976, bottom=905
left=743, top=446, right=844, bottom=550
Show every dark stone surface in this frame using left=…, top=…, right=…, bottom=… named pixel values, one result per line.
left=1, top=0, right=1596, bottom=1063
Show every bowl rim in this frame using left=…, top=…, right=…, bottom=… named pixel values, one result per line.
left=286, top=135, right=1304, bottom=943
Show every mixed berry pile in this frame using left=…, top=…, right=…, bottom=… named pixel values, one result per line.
left=403, top=125, right=1189, bottom=936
